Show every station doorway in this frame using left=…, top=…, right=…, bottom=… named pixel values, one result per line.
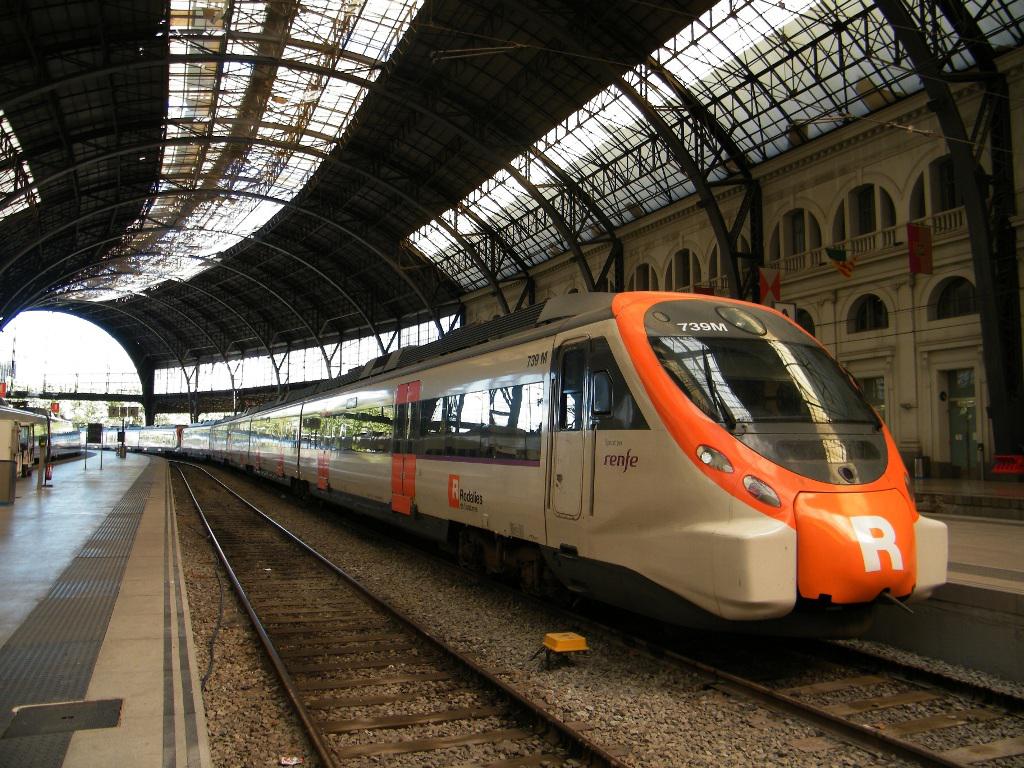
left=945, top=368, right=977, bottom=478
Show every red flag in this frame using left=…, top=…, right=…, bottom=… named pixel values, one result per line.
left=759, top=267, right=781, bottom=304
left=0, top=382, right=6, bottom=397
left=908, top=223, right=933, bottom=275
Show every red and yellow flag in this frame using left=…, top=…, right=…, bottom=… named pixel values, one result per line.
left=826, top=247, right=854, bottom=278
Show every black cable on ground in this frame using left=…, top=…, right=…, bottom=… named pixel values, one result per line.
left=201, top=557, right=226, bottom=693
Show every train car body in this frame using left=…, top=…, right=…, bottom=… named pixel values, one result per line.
left=137, top=425, right=182, bottom=453
left=182, top=293, right=948, bottom=636
left=181, top=424, right=212, bottom=458
left=0, top=403, right=47, bottom=482
left=45, top=417, right=84, bottom=458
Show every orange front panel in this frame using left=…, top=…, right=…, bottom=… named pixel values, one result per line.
left=795, top=490, right=917, bottom=603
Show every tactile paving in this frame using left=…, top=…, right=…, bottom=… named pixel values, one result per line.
left=0, top=468, right=154, bottom=767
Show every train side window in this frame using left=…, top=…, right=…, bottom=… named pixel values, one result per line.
left=592, top=371, right=613, bottom=416
left=524, top=381, right=544, bottom=460
left=588, top=337, right=649, bottom=430
left=559, top=345, right=586, bottom=431
left=393, top=402, right=408, bottom=454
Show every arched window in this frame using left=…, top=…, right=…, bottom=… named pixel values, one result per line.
left=934, top=277, right=976, bottom=319
left=773, top=208, right=822, bottom=258
left=835, top=184, right=896, bottom=240
left=627, top=263, right=659, bottom=291
left=852, top=184, right=875, bottom=235
left=848, top=294, right=889, bottom=333
left=796, top=309, right=816, bottom=336
left=930, top=155, right=962, bottom=212
left=909, top=174, right=926, bottom=221
left=665, top=249, right=693, bottom=291
left=691, top=254, right=702, bottom=287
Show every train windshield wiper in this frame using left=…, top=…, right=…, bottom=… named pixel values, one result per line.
left=701, top=346, right=737, bottom=433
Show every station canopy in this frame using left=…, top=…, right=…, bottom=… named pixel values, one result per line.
left=1, top=0, right=1021, bottom=377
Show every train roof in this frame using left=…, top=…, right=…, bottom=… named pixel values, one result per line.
left=0, top=402, right=50, bottom=426
left=221, top=293, right=616, bottom=421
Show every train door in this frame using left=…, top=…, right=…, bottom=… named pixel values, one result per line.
left=391, top=380, right=420, bottom=515
left=547, top=340, right=591, bottom=528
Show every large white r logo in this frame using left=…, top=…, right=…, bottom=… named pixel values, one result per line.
left=850, top=516, right=904, bottom=572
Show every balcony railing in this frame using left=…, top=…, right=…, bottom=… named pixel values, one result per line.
left=771, top=207, right=966, bottom=277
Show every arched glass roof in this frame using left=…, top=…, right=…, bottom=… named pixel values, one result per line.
left=411, top=0, right=1024, bottom=292
left=68, top=0, right=423, bottom=300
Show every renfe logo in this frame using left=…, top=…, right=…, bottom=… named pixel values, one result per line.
left=603, top=449, right=639, bottom=473
left=850, top=515, right=904, bottom=572
left=448, top=474, right=460, bottom=508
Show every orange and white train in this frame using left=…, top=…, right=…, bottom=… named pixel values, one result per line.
left=179, top=292, right=948, bottom=636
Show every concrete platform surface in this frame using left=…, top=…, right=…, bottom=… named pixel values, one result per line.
left=0, top=454, right=210, bottom=767
left=915, top=476, right=1024, bottom=522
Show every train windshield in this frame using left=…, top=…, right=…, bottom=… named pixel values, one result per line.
left=650, top=335, right=878, bottom=428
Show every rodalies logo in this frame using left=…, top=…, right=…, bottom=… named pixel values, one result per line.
left=448, top=474, right=484, bottom=510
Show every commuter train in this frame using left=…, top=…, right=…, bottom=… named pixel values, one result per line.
left=176, top=293, right=948, bottom=636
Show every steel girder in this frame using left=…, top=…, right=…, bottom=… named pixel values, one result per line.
left=6, top=216, right=393, bottom=360
left=0, top=186, right=442, bottom=331
left=645, top=62, right=764, bottom=300
left=875, top=0, right=1022, bottom=455
left=0, top=49, right=604, bottom=298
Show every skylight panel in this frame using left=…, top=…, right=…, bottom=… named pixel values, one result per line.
left=0, top=110, right=40, bottom=221
left=70, top=0, right=422, bottom=301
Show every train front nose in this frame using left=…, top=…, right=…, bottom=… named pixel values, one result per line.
left=794, top=489, right=918, bottom=604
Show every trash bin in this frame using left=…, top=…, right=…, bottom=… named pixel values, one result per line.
left=913, top=456, right=930, bottom=480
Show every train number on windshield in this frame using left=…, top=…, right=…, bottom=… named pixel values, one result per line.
left=678, top=322, right=729, bottom=333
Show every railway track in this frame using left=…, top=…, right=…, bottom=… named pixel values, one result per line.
left=643, top=635, right=1024, bottom=767
left=172, top=461, right=625, bottom=768
left=182, top=462, right=1024, bottom=767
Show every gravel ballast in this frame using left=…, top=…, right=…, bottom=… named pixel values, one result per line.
left=174, top=464, right=1021, bottom=767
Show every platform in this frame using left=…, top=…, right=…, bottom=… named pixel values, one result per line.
left=0, top=453, right=210, bottom=767
left=914, top=476, right=1024, bottom=522
left=861, top=479, right=1024, bottom=682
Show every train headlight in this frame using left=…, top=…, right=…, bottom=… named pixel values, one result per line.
left=743, top=475, right=781, bottom=507
left=696, top=445, right=733, bottom=473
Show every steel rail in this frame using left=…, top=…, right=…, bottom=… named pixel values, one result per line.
left=170, top=460, right=629, bottom=768
left=172, top=462, right=341, bottom=768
